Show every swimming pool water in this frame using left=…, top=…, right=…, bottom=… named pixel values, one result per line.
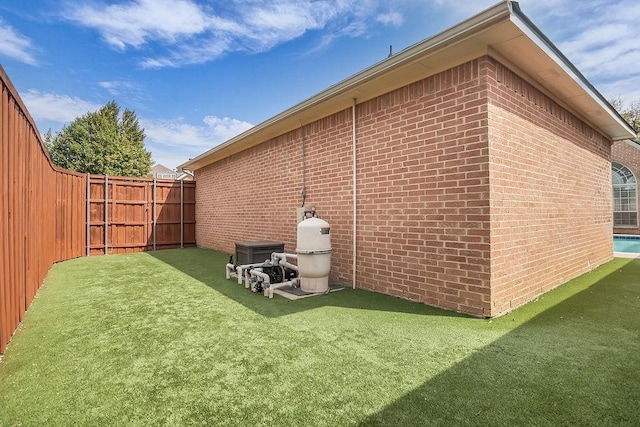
left=614, top=236, right=640, bottom=253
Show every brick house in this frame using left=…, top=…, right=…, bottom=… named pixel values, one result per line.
left=179, top=1, right=635, bottom=317
left=612, top=140, right=640, bottom=234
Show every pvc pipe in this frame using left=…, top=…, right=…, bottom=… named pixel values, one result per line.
left=249, top=269, right=270, bottom=293
left=352, top=97, right=357, bottom=290
left=271, top=253, right=298, bottom=271
left=235, top=262, right=270, bottom=285
left=86, top=173, right=90, bottom=256
left=244, top=266, right=267, bottom=288
left=152, top=177, right=157, bottom=251
left=180, top=179, right=184, bottom=249
left=104, top=175, right=109, bottom=255
left=272, top=252, right=298, bottom=261
left=270, top=253, right=299, bottom=271
left=266, top=278, right=299, bottom=298
left=225, top=263, right=235, bottom=280
left=281, top=262, right=298, bottom=272
left=236, top=266, right=243, bottom=284
left=244, top=269, right=251, bottom=288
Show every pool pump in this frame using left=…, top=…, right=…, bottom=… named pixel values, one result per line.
left=225, top=213, right=331, bottom=298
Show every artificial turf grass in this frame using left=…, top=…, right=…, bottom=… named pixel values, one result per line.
left=0, top=249, right=637, bottom=426
left=362, top=257, right=640, bottom=426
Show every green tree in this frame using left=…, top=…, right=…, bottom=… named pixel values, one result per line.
left=611, top=97, right=640, bottom=138
left=47, top=101, right=152, bottom=176
left=42, top=128, right=54, bottom=154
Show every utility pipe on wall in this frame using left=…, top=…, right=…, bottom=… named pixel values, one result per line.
left=104, top=175, right=109, bottom=255
left=352, top=98, right=357, bottom=290
left=180, top=179, right=184, bottom=248
left=152, top=177, right=157, bottom=251
left=86, top=173, right=90, bottom=256
left=300, top=121, right=307, bottom=207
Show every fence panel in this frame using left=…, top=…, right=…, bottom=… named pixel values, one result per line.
left=89, top=176, right=196, bottom=255
left=1, top=64, right=197, bottom=353
left=0, top=65, right=86, bottom=354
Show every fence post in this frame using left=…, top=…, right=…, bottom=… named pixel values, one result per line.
left=86, top=174, right=90, bottom=256
left=180, top=179, right=184, bottom=249
left=152, top=177, right=157, bottom=251
left=104, top=175, right=108, bottom=255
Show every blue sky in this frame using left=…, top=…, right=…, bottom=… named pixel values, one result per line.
left=1, top=0, right=639, bottom=170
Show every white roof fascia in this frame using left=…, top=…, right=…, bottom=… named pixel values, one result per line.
left=179, top=2, right=513, bottom=171
left=508, top=2, right=636, bottom=141
left=180, top=1, right=636, bottom=171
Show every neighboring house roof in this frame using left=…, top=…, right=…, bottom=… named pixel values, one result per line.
left=152, top=164, right=175, bottom=176
left=179, top=0, right=637, bottom=172
left=152, top=164, right=194, bottom=180
left=152, top=164, right=178, bottom=179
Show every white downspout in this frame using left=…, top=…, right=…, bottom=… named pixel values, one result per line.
left=352, top=98, right=357, bottom=290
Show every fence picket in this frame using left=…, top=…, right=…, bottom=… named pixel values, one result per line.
left=0, top=65, right=196, bottom=353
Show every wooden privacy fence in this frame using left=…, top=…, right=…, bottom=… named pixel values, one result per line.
left=0, top=64, right=196, bottom=353
left=88, top=175, right=195, bottom=255
left=1, top=65, right=86, bottom=354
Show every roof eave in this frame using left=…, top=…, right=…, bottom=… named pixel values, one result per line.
left=179, top=1, right=514, bottom=171
left=180, top=0, right=637, bottom=171
left=508, top=2, right=636, bottom=141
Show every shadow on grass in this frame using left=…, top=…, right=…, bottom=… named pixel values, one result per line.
left=148, top=249, right=640, bottom=423
left=147, top=248, right=468, bottom=319
left=358, top=258, right=640, bottom=425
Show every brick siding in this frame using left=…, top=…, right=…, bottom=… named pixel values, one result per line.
left=487, top=58, right=613, bottom=315
left=195, top=55, right=613, bottom=317
left=612, top=140, right=640, bottom=234
left=355, top=58, right=491, bottom=316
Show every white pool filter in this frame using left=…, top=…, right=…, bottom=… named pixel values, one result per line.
left=225, top=213, right=332, bottom=298
left=296, top=217, right=331, bottom=293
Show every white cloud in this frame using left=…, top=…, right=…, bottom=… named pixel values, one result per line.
left=599, top=77, right=640, bottom=107
left=376, top=12, right=403, bottom=26
left=0, top=18, right=38, bottom=65
left=20, top=87, right=254, bottom=169
left=98, top=80, right=138, bottom=94
left=142, top=115, right=254, bottom=168
left=98, top=80, right=151, bottom=105
left=67, top=0, right=214, bottom=50
left=549, top=0, right=640, bottom=101
left=139, top=36, right=231, bottom=68
left=64, top=0, right=406, bottom=68
left=202, top=116, right=254, bottom=139
left=20, top=90, right=101, bottom=123
left=142, top=115, right=253, bottom=148
left=234, top=0, right=348, bottom=48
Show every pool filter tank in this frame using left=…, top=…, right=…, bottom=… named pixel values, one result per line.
left=296, top=216, right=332, bottom=293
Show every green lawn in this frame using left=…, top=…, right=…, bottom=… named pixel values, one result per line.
left=1, top=249, right=639, bottom=426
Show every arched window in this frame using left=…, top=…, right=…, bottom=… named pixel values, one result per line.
left=612, top=162, right=638, bottom=227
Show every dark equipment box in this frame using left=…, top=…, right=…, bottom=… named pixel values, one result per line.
left=235, top=241, right=285, bottom=265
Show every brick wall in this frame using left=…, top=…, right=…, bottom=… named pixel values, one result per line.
left=486, top=58, right=613, bottom=315
left=195, top=111, right=354, bottom=276
left=612, top=140, right=640, bottom=234
left=355, top=58, right=491, bottom=316
left=195, top=56, right=613, bottom=317
left=196, top=58, right=492, bottom=315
